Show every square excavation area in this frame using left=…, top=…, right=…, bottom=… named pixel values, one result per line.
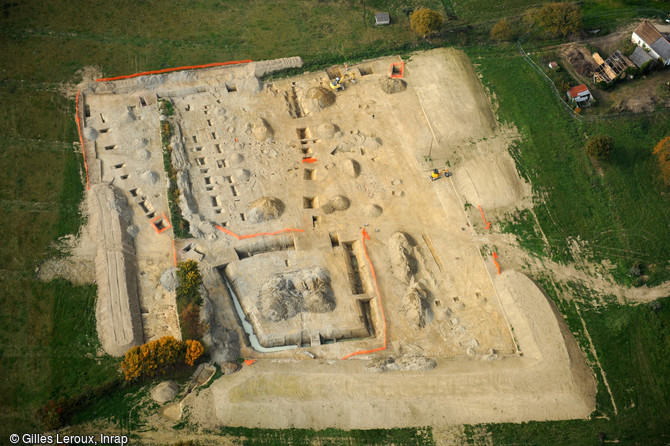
left=78, top=49, right=595, bottom=427
left=222, top=247, right=374, bottom=348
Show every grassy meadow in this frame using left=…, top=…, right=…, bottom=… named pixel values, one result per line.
left=1, top=0, right=669, bottom=444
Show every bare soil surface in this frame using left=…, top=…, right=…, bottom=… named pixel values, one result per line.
left=55, top=46, right=670, bottom=432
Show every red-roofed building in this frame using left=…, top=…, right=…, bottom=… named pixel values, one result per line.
left=567, top=84, right=592, bottom=105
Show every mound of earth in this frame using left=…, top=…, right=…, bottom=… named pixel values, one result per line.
left=247, top=197, right=284, bottom=223
left=84, top=127, right=98, bottom=141
left=364, top=204, right=383, bottom=217
left=388, top=232, right=416, bottom=284
left=316, top=123, right=338, bottom=138
left=258, top=266, right=335, bottom=322
left=342, top=158, right=360, bottom=178
left=366, top=354, right=437, bottom=373
left=252, top=118, right=274, bottom=142
left=151, top=381, right=179, bottom=404
left=305, top=86, right=336, bottom=112
left=234, top=168, right=251, bottom=182
left=321, top=195, right=350, bottom=214
left=380, top=77, right=407, bottom=94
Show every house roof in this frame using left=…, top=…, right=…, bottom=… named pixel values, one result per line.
left=630, top=46, right=654, bottom=67
left=650, top=36, right=670, bottom=61
left=633, top=20, right=664, bottom=46
left=568, top=84, right=590, bottom=98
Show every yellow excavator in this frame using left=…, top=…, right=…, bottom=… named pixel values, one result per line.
left=430, top=168, right=452, bottom=181
left=329, top=68, right=357, bottom=91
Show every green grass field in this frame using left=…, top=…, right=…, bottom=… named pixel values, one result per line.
left=1, top=0, right=669, bottom=444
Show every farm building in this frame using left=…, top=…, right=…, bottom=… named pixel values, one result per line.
left=631, top=21, right=670, bottom=66
left=375, top=12, right=390, bottom=26
left=567, top=84, right=592, bottom=105
left=592, top=51, right=635, bottom=83
left=630, top=46, right=654, bottom=68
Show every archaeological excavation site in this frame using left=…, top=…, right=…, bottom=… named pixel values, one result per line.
left=75, top=48, right=596, bottom=429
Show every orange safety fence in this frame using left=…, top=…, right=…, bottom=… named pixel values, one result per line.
left=244, top=359, right=256, bottom=366
left=75, top=90, right=90, bottom=190
left=215, top=225, right=304, bottom=240
left=389, top=62, right=405, bottom=79
left=478, top=205, right=491, bottom=230
left=341, top=229, right=387, bottom=360
left=150, top=212, right=172, bottom=234
left=95, top=60, right=253, bottom=82
left=301, top=157, right=317, bottom=163
left=492, top=252, right=501, bottom=275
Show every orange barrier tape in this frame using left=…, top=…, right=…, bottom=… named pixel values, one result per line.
left=244, top=359, right=256, bottom=366
left=95, top=60, right=253, bottom=82
left=341, top=229, right=387, bottom=360
left=478, top=205, right=491, bottom=230
left=75, top=90, right=90, bottom=190
left=390, top=62, right=405, bottom=79
left=301, top=157, right=317, bottom=163
left=215, top=225, right=304, bottom=240
left=150, top=212, right=172, bottom=234
left=493, top=252, right=501, bottom=275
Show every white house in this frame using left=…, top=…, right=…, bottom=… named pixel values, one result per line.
left=631, top=20, right=670, bottom=66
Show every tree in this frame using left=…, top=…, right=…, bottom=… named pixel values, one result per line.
left=410, top=8, right=443, bottom=37
left=176, top=260, right=202, bottom=306
left=185, top=340, right=205, bottom=366
left=585, top=134, right=613, bottom=160
left=653, top=136, right=670, bottom=186
left=491, top=19, right=513, bottom=41
left=537, top=2, right=581, bottom=38
left=121, top=336, right=185, bottom=381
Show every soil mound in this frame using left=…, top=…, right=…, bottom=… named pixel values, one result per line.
left=305, top=86, right=335, bottom=112
left=139, top=170, right=159, bottom=185
left=342, top=159, right=360, bottom=178
left=380, top=77, right=407, bottom=94
left=252, top=118, right=274, bottom=141
left=364, top=204, right=383, bottom=217
left=258, top=266, right=335, bottom=322
left=321, top=195, right=350, bottom=214
left=160, top=267, right=178, bottom=291
left=231, top=153, right=245, bottom=164
left=388, top=232, right=416, bottom=284
left=135, top=149, right=151, bottom=161
left=151, top=381, right=179, bottom=404
left=316, top=123, right=338, bottom=138
left=366, top=354, right=437, bottom=373
left=247, top=197, right=284, bottom=223
left=234, top=168, right=251, bottom=182
left=83, top=127, right=98, bottom=141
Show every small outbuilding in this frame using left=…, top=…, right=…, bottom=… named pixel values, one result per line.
left=630, top=46, right=654, bottom=68
left=567, top=84, right=592, bottom=105
left=375, top=12, right=390, bottom=26
left=548, top=61, right=558, bottom=69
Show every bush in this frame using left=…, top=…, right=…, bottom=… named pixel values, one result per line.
left=491, top=19, right=513, bottom=42
left=410, top=8, right=443, bottom=37
left=176, top=260, right=203, bottom=306
left=585, top=134, right=614, bottom=160
left=185, top=340, right=205, bottom=366
left=537, top=2, right=581, bottom=38
left=652, top=136, right=670, bottom=186
left=121, top=336, right=185, bottom=381
left=180, top=302, right=205, bottom=340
